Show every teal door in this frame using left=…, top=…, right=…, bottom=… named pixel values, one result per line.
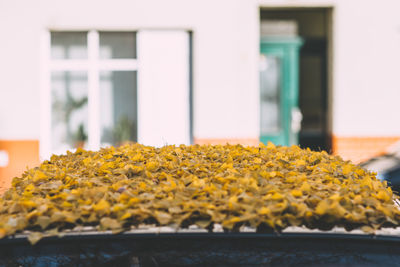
left=260, top=37, right=303, bottom=146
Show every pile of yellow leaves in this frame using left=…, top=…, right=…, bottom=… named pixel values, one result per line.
left=1, top=143, right=400, bottom=244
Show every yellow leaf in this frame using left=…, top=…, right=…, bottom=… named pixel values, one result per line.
left=112, top=204, right=125, bottom=213
left=228, top=195, right=238, bottom=204
left=353, top=195, right=362, bottom=204
left=342, top=164, right=352, bottom=175
left=329, top=194, right=341, bottom=201
left=355, top=168, right=365, bottom=176
left=266, top=142, right=276, bottom=149
left=139, top=182, right=147, bottom=190
left=155, top=211, right=172, bottom=224
left=28, top=232, right=43, bottom=245
left=360, top=176, right=373, bottom=189
left=146, top=161, right=158, bottom=172
left=291, top=189, right=302, bottom=197
left=82, top=157, right=91, bottom=165
left=253, top=158, right=262, bottom=164
left=100, top=217, right=122, bottom=230
left=295, top=160, right=306, bottom=166
left=128, top=197, right=140, bottom=205
left=258, top=207, right=270, bottom=215
left=376, top=190, right=390, bottom=202
left=32, top=171, right=47, bottom=182
left=315, top=200, right=330, bottom=216
left=21, top=200, right=37, bottom=209
left=61, top=201, right=73, bottom=208
left=120, top=212, right=132, bottom=220
left=0, top=229, right=6, bottom=239
left=271, top=192, right=284, bottom=200
left=222, top=216, right=241, bottom=229
left=361, top=225, right=375, bottom=234
left=93, top=199, right=110, bottom=213
left=300, top=182, right=311, bottom=192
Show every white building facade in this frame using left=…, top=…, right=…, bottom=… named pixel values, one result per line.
left=1, top=0, right=400, bottom=186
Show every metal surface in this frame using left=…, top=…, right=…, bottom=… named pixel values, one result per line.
left=1, top=231, right=400, bottom=266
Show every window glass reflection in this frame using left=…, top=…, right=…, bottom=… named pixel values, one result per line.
left=99, top=32, right=136, bottom=59
left=260, top=54, right=281, bottom=134
left=51, top=71, right=88, bottom=153
left=51, top=32, right=88, bottom=59
left=100, top=71, right=137, bottom=146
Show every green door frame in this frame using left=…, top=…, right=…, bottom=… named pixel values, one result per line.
left=260, top=37, right=303, bottom=146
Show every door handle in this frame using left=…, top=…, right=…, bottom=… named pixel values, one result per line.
left=291, top=107, right=302, bottom=133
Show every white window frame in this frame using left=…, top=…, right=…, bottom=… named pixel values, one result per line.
left=40, top=30, right=139, bottom=160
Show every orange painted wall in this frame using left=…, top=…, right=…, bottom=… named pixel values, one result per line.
left=0, top=140, right=40, bottom=193
left=332, top=136, right=400, bottom=164
left=194, top=138, right=260, bottom=146
left=195, top=136, right=400, bottom=165
left=0, top=137, right=398, bottom=194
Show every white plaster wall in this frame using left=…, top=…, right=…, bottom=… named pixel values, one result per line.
left=0, top=0, right=260, bottom=141
left=137, top=30, right=190, bottom=146
left=2, top=0, right=400, bottom=143
left=332, top=0, right=400, bottom=136
left=0, top=1, right=42, bottom=139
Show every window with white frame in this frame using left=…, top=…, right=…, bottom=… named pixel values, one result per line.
left=49, top=31, right=138, bottom=155
left=42, top=30, right=192, bottom=159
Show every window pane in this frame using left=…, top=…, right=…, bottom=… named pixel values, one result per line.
left=51, top=71, right=88, bottom=154
left=51, top=32, right=88, bottom=59
left=99, top=32, right=136, bottom=59
left=260, top=54, right=281, bottom=134
left=100, top=71, right=137, bottom=146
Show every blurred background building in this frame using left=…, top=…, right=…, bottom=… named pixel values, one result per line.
left=1, top=0, right=400, bottom=189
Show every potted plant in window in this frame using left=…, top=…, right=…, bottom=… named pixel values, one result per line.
left=73, top=123, right=87, bottom=149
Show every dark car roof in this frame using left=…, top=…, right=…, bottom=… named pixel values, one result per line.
left=360, top=141, right=400, bottom=174
left=361, top=154, right=400, bottom=174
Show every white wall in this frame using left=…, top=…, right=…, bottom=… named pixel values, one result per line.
left=332, top=0, right=400, bottom=136
left=0, top=0, right=260, bottom=143
left=2, top=0, right=400, bottom=145
left=0, top=1, right=42, bottom=139
left=137, top=30, right=190, bottom=146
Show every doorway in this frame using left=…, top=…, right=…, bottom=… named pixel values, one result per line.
left=260, top=8, right=332, bottom=152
